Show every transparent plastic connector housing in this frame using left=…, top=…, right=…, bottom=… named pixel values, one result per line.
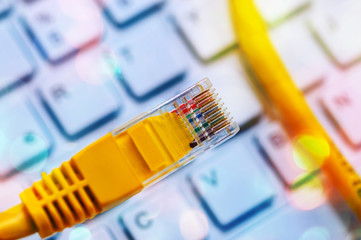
left=111, top=78, right=240, bottom=186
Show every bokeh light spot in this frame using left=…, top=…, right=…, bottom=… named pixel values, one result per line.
left=180, top=209, right=209, bottom=240
left=300, top=226, right=330, bottom=240
left=287, top=175, right=327, bottom=211
left=69, top=226, right=92, bottom=240
left=292, top=135, right=330, bottom=171
left=75, top=47, right=112, bottom=86
left=9, top=133, right=49, bottom=174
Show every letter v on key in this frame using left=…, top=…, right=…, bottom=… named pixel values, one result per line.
left=201, top=169, right=217, bottom=187
left=189, top=143, right=274, bottom=230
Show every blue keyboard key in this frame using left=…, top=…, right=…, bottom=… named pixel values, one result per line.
left=21, top=0, right=102, bottom=64
left=0, top=100, right=52, bottom=177
left=38, top=49, right=120, bottom=139
left=0, top=0, right=11, bottom=18
left=189, top=141, right=275, bottom=230
left=112, top=14, right=186, bottom=101
left=0, top=27, right=35, bottom=96
left=122, top=188, right=209, bottom=240
left=238, top=203, right=349, bottom=239
left=100, top=0, right=164, bottom=27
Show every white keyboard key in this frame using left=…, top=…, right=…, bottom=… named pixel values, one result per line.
left=257, top=122, right=314, bottom=188
left=322, top=81, right=361, bottom=148
left=190, top=142, right=274, bottom=229
left=100, top=0, right=164, bottom=27
left=254, top=0, right=309, bottom=24
left=238, top=203, right=348, bottom=239
left=122, top=189, right=209, bottom=240
left=0, top=101, right=52, bottom=177
left=39, top=61, right=120, bottom=139
left=0, top=27, right=35, bottom=95
left=310, top=0, right=361, bottom=67
left=171, top=0, right=236, bottom=61
left=22, top=0, right=102, bottom=64
left=205, top=53, right=262, bottom=126
left=0, top=0, right=11, bottom=18
left=113, top=15, right=186, bottom=100
left=270, top=17, right=331, bottom=91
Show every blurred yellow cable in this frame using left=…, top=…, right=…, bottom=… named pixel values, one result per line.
left=0, top=205, right=36, bottom=239
left=229, top=0, right=361, bottom=220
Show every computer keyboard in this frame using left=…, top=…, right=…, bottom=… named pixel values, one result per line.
left=0, top=99, right=52, bottom=177
left=0, top=0, right=11, bottom=19
left=101, top=0, right=164, bottom=28
left=269, top=14, right=331, bottom=91
left=21, top=0, right=102, bottom=64
left=0, top=25, right=35, bottom=95
left=112, top=13, right=187, bottom=100
left=189, top=142, right=275, bottom=231
left=1, top=0, right=361, bottom=239
left=171, top=0, right=236, bottom=61
left=256, top=122, right=315, bottom=188
left=254, top=0, right=310, bottom=25
left=310, top=0, right=361, bottom=67
left=322, top=79, right=361, bottom=149
left=122, top=188, right=210, bottom=240
left=38, top=67, right=120, bottom=139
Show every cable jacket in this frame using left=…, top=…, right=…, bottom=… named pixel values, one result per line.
left=229, top=0, right=361, bottom=219
left=0, top=204, right=36, bottom=240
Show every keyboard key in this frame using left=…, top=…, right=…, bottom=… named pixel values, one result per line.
left=100, top=0, right=164, bottom=27
left=21, top=0, right=102, bottom=64
left=270, top=17, right=331, bottom=91
left=112, top=15, right=186, bottom=101
left=238, top=202, right=348, bottom=239
left=171, top=0, right=236, bottom=61
left=204, top=53, right=262, bottom=126
left=58, top=225, right=115, bottom=240
left=190, top=142, right=274, bottom=230
left=310, top=0, right=361, bottom=67
left=322, top=81, right=361, bottom=148
left=254, top=0, right=309, bottom=25
left=256, top=122, right=315, bottom=188
left=0, top=27, right=35, bottom=96
left=91, top=227, right=115, bottom=240
left=0, top=101, right=52, bottom=177
left=122, top=189, right=209, bottom=240
left=0, top=0, right=11, bottom=18
left=39, top=63, right=120, bottom=140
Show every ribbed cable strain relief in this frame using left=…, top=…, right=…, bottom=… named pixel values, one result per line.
left=20, top=159, right=101, bottom=238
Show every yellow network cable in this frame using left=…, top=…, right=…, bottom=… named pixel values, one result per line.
left=229, top=0, right=361, bottom=220
left=0, top=79, right=239, bottom=239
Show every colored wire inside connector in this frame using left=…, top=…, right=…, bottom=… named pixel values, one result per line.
left=173, top=88, right=233, bottom=149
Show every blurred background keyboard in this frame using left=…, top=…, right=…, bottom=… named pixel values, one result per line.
left=1, top=0, right=361, bottom=239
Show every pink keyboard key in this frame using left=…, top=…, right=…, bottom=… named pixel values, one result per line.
left=322, top=82, right=361, bottom=148
left=257, top=122, right=315, bottom=188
